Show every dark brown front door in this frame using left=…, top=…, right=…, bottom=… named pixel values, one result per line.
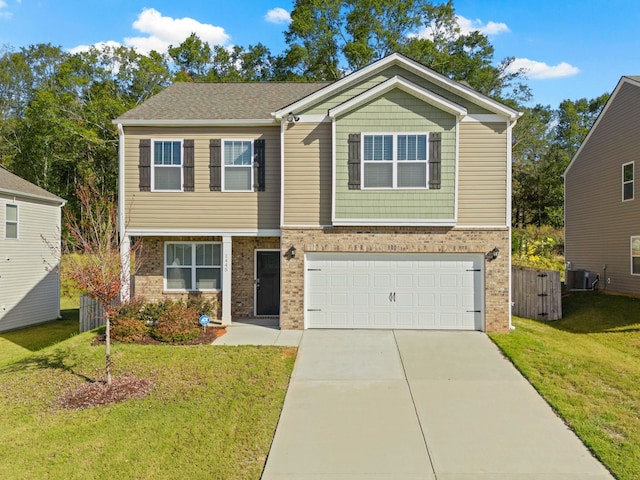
left=256, top=251, right=280, bottom=316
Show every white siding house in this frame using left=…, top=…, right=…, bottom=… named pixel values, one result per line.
left=0, top=167, right=65, bottom=332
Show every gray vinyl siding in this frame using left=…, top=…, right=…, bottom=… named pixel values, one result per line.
left=300, top=65, right=492, bottom=116
left=283, top=122, right=332, bottom=226
left=565, top=81, right=640, bottom=295
left=0, top=195, right=61, bottom=332
left=334, top=89, right=456, bottom=221
left=123, top=126, right=281, bottom=231
left=458, top=122, right=509, bottom=226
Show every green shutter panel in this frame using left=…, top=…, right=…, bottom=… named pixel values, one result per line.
left=139, top=139, right=151, bottom=191
left=254, top=139, right=265, bottom=192
left=183, top=139, right=195, bottom=192
left=209, top=139, right=221, bottom=191
left=348, top=133, right=361, bottom=190
left=429, top=132, right=441, bottom=189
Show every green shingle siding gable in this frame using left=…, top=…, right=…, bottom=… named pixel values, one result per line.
left=334, top=89, right=456, bottom=221
left=301, top=65, right=491, bottom=116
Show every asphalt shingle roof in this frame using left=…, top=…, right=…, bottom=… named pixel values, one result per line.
left=0, top=166, right=65, bottom=204
left=115, top=82, right=331, bottom=121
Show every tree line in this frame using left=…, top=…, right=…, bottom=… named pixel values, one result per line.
left=0, top=0, right=609, bottom=232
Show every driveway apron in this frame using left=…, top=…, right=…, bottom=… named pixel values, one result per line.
left=261, top=330, right=613, bottom=480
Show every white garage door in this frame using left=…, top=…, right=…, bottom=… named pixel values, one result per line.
left=305, top=253, right=484, bottom=330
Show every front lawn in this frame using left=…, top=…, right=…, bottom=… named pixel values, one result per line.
left=490, top=292, right=640, bottom=480
left=0, top=328, right=295, bottom=479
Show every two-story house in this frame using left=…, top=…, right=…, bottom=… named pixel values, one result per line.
left=564, top=76, right=640, bottom=295
left=115, top=53, right=521, bottom=332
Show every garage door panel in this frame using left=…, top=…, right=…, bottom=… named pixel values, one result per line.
left=306, top=253, right=483, bottom=330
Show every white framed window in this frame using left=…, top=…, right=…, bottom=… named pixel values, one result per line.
left=632, top=237, right=640, bottom=275
left=362, top=133, right=428, bottom=189
left=223, top=139, right=253, bottom=191
left=152, top=140, right=183, bottom=191
left=165, top=242, right=222, bottom=291
left=623, top=162, right=634, bottom=201
left=5, top=204, right=17, bottom=239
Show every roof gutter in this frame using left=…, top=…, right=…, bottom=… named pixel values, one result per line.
left=112, top=118, right=278, bottom=127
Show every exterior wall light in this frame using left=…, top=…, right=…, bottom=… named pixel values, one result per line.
left=487, top=247, right=500, bottom=261
left=287, top=246, right=297, bottom=258
left=286, top=112, right=300, bottom=123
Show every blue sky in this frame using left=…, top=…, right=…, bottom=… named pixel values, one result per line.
left=1, top=0, right=638, bottom=108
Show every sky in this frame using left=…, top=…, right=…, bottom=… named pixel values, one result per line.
left=1, top=0, right=639, bottom=108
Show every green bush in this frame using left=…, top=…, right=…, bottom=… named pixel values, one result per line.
left=111, top=316, right=149, bottom=343
left=151, top=303, right=200, bottom=343
left=186, top=296, right=217, bottom=317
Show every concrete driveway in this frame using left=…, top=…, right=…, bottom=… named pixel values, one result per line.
left=261, top=330, right=613, bottom=480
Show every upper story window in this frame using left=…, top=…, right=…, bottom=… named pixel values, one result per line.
left=362, top=133, right=428, bottom=189
left=623, top=162, right=634, bottom=201
left=223, top=139, right=254, bottom=191
left=632, top=237, right=640, bottom=275
left=165, top=242, right=221, bottom=291
left=153, top=140, right=183, bottom=191
left=5, top=204, right=17, bottom=239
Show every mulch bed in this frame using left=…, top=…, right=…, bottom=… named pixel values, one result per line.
left=91, top=326, right=227, bottom=346
left=65, top=326, right=227, bottom=410
left=59, top=376, right=154, bottom=410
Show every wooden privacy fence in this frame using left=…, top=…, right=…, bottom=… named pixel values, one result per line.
left=511, top=266, right=562, bottom=321
left=79, top=294, right=118, bottom=332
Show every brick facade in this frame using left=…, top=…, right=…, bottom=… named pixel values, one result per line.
left=133, top=236, right=280, bottom=320
left=231, top=236, right=280, bottom=318
left=280, top=226, right=511, bottom=333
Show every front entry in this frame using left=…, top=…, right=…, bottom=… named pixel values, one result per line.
left=256, top=250, right=281, bottom=316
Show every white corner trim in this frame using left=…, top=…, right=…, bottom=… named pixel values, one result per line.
left=126, top=228, right=281, bottom=237
left=280, top=120, right=286, bottom=230
left=331, top=117, right=337, bottom=225
left=117, top=123, right=126, bottom=241
left=329, top=75, right=467, bottom=118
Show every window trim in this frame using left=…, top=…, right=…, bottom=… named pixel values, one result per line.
left=623, top=161, right=634, bottom=202
left=164, top=241, right=222, bottom=292
left=361, top=132, right=429, bottom=190
left=5, top=203, right=18, bottom=240
left=222, top=138, right=255, bottom=192
left=151, top=139, right=183, bottom=192
left=632, top=236, right=640, bottom=276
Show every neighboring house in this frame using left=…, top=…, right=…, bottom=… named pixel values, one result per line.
left=115, top=53, right=521, bottom=333
left=564, top=76, right=640, bottom=296
left=0, top=167, right=66, bottom=332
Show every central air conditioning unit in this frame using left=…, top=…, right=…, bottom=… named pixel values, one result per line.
left=566, top=269, right=599, bottom=290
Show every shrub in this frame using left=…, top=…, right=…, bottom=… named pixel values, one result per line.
left=111, top=316, right=149, bottom=343
left=139, top=300, right=172, bottom=327
left=186, top=296, right=217, bottom=318
left=151, top=302, right=200, bottom=343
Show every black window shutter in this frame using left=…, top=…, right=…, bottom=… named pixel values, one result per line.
left=254, top=139, right=266, bottom=192
left=348, top=133, right=361, bottom=190
left=183, top=139, right=195, bottom=192
left=139, top=139, right=151, bottom=191
left=209, top=139, right=221, bottom=191
left=429, top=132, right=441, bottom=189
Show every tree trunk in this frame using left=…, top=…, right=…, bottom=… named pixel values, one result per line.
left=105, top=316, right=112, bottom=386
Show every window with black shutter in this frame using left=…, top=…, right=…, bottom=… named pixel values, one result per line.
left=210, top=139, right=221, bottom=191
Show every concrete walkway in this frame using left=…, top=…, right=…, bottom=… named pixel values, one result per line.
left=212, top=318, right=303, bottom=346
left=261, top=330, right=613, bottom=480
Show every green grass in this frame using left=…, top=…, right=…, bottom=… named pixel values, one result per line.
left=490, top=291, right=640, bottom=480
left=0, top=327, right=296, bottom=479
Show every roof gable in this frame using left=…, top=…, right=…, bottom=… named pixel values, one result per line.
left=564, top=76, right=640, bottom=177
left=273, top=53, right=520, bottom=121
left=328, top=75, right=467, bottom=119
left=0, top=167, right=65, bottom=205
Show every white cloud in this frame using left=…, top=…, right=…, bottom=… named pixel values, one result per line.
left=68, top=40, right=123, bottom=55
left=410, top=14, right=509, bottom=41
left=264, top=7, right=291, bottom=24
left=0, top=0, right=12, bottom=19
left=456, top=15, right=510, bottom=36
left=124, top=8, right=230, bottom=54
left=507, top=58, right=580, bottom=79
